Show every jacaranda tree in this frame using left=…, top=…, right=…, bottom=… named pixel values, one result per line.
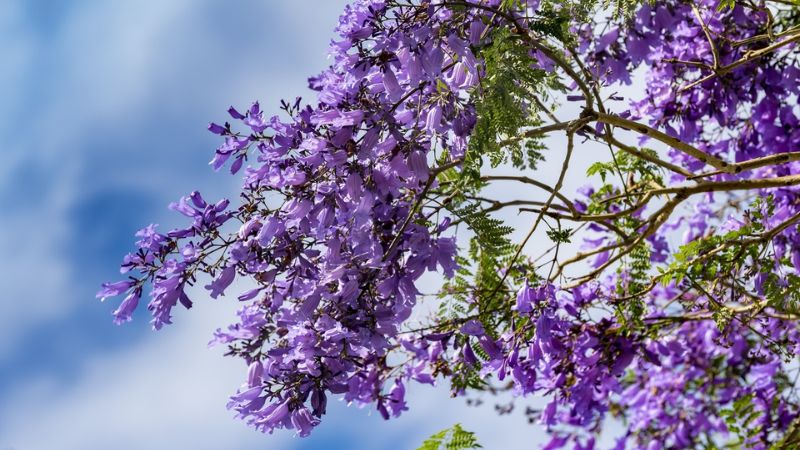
left=98, top=0, right=800, bottom=448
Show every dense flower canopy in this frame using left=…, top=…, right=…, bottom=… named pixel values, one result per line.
left=99, top=0, right=800, bottom=448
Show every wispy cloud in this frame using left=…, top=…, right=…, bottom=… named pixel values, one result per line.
left=0, top=0, right=350, bottom=358
left=0, top=0, right=197, bottom=358
left=0, top=298, right=286, bottom=450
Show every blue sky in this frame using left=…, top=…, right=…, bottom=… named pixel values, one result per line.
left=0, top=2, right=562, bottom=449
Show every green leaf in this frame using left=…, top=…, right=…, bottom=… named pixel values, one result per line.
left=546, top=228, right=573, bottom=243
left=717, top=0, right=737, bottom=12
left=465, top=27, right=550, bottom=178
left=417, top=424, right=482, bottom=450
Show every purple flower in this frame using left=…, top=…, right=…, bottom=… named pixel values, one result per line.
left=97, top=280, right=134, bottom=301
left=516, top=281, right=536, bottom=314
left=228, top=106, right=246, bottom=120
left=135, top=224, right=166, bottom=252
left=407, top=150, right=429, bottom=182
left=384, top=378, right=408, bottom=418
left=255, top=398, right=290, bottom=432
left=147, top=262, right=187, bottom=330
left=290, top=407, right=319, bottom=437
left=112, top=289, right=141, bottom=325
left=460, top=320, right=484, bottom=336
left=382, top=67, right=403, bottom=102
left=208, top=122, right=227, bottom=135
left=424, top=105, right=442, bottom=135
left=205, top=265, right=236, bottom=299
left=247, top=361, right=263, bottom=388
left=541, top=398, right=558, bottom=427
left=311, top=109, right=364, bottom=127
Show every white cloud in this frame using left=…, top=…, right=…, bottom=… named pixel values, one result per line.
left=0, top=0, right=348, bottom=357
left=0, top=0, right=198, bottom=358
left=0, top=299, right=286, bottom=450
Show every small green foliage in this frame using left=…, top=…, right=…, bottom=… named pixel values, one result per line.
left=600, top=0, right=649, bottom=18
left=586, top=147, right=663, bottom=188
left=437, top=191, right=537, bottom=394
left=528, top=9, right=571, bottom=43
left=546, top=228, right=573, bottom=243
left=720, top=393, right=764, bottom=448
left=616, top=242, right=650, bottom=328
left=436, top=192, right=515, bottom=337
left=499, top=0, right=523, bottom=10
left=436, top=78, right=450, bottom=93
left=448, top=201, right=514, bottom=256
left=717, top=0, right=737, bottom=11
left=586, top=161, right=612, bottom=183
left=417, top=424, right=482, bottom=450
left=466, top=27, right=550, bottom=179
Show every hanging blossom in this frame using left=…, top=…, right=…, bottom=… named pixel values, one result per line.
left=99, top=0, right=486, bottom=438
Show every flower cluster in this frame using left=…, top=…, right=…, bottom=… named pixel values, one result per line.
left=101, top=0, right=489, bottom=438
left=562, top=0, right=800, bottom=447
left=100, top=0, right=800, bottom=448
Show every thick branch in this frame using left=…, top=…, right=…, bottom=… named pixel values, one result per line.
left=594, top=112, right=729, bottom=171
